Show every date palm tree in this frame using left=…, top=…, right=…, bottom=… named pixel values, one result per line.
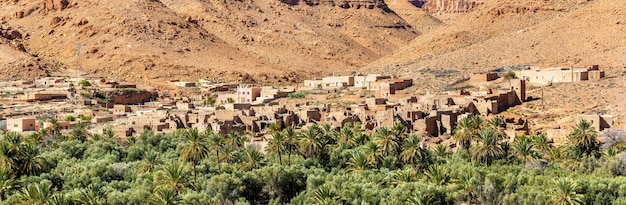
left=0, top=143, right=15, bottom=172
left=309, top=184, right=342, bottom=205
left=336, top=125, right=356, bottom=148
left=363, top=141, right=382, bottom=168
left=512, top=137, right=538, bottom=164
left=206, top=130, right=225, bottom=170
left=470, top=129, right=505, bottom=165
left=346, top=150, right=370, bottom=173
left=149, top=188, right=181, bottom=205
left=376, top=127, right=399, bottom=157
left=531, top=134, right=553, bottom=154
left=453, top=117, right=476, bottom=152
left=155, top=161, right=189, bottom=194
left=283, top=127, right=298, bottom=165
left=0, top=168, right=15, bottom=203
left=136, top=149, right=161, bottom=174
left=298, top=127, right=323, bottom=159
left=424, top=164, right=450, bottom=185
left=266, top=131, right=286, bottom=165
left=15, top=181, right=54, bottom=205
left=70, top=121, right=89, bottom=142
left=547, top=178, right=584, bottom=205
left=18, top=143, right=46, bottom=176
left=240, top=148, right=264, bottom=171
left=486, top=116, right=507, bottom=140
left=433, top=144, right=451, bottom=160
left=391, top=123, right=408, bottom=140
left=47, top=193, right=71, bottom=205
left=400, top=134, right=431, bottom=170
left=568, top=120, right=598, bottom=156
left=180, top=128, right=209, bottom=184
left=46, top=118, right=62, bottom=138
left=74, top=184, right=107, bottom=205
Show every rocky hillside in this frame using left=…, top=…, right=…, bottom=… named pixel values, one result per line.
left=368, top=0, right=626, bottom=75
left=0, top=0, right=431, bottom=84
left=413, top=0, right=484, bottom=14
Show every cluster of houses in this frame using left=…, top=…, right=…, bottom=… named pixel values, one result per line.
left=0, top=66, right=616, bottom=149
left=514, top=64, right=605, bottom=85
left=302, top=74, right=413, bottom=97
left=107, top=77, right=529, bottom=139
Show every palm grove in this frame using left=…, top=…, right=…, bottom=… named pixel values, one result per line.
left=0, top=115, right=625, bottom=205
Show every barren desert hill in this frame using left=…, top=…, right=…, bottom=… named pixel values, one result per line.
left=0, top=0, right=292, bottom=84
left=156, top=0, right=419, bottom=75
left=0, top=0, right=433, bottom=85
left=367, top=0, right=626, bottom=74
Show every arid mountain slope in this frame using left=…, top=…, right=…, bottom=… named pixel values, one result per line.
left=368, top=0, right=626, bottom=74
left=386, top=0, right=443, bottom=32
left=0, top=0, right=288, bottom=84
left=157, top=0, right=417, bottom=74
left=0, top=0, right=423, bottom=84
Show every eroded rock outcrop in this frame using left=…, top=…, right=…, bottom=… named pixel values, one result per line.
left=280, top=0, right=387, bottom=9
left=412, top=0, right=484, bottom=14
left=41, top=0, right=69, bottom=11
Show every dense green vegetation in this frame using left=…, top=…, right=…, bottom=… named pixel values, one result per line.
left=0, top=116, right=625, bottom=204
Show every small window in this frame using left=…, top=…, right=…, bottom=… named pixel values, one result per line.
left=13, top=124, right=17, bottom=128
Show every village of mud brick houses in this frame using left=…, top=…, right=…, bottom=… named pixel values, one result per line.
left=0, top=64, right=616, bottom=148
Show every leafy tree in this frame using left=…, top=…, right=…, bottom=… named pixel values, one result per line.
left=180, top=128, right=209, bottom=184
left=206, top=130, right=226, bottom=169
left=453, top=117, right=476, bottom=153
left=547, top=178, right=584, bottom=205
left=267, top=131, right=287, bottom=165
left=298, top=127, right=323, bottom=159
left=470, top=129, right=504, bottom=165
left=155, top=161, right=190, bottom=194
left=149, top=188, right=181, bottom=205
left=15, top=181, right=54, bottom=205
left=568, top=120, right=599, bottom=156
left=346, top=150, right=370, bottom=173
left=240, top=148, right=265, bottom=171
left=400, top=134, right=431, bottom=170
left=0, top=168, right=15, bottom=203
left=375, top=127, right=399, bottom=157
left=309, top=184, right=342, bottom=205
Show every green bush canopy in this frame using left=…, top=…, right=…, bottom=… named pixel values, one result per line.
left=1, top=117, right=625, bottom=205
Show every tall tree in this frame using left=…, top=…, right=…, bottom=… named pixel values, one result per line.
left=15, top=181, right=54, bottom=205
left=531, top=134, right=553, bottom=154
left=0, top=168, right=15, bottom=203
left=375, top=127, right=399, bottom=157
left=346, top=150, right=370, bottom=173
left=155, top=161, right=189, bottom=194
left=568, top=120, right=599, bottom=156
left=512, top=137, right=538, bottom=164
left=180, top=128, right=209, bottom=184
left=547, top=178, right=584, bottom=205
left=453, top=117, right=476, bottom=152
left=283, top=127, right=298, bottom=165
left=266, top=131, right=286, bottom=165
left=400, top=134, right=431, bottom=170
left=240, top=148, right=264, bottom=171
left=298, top=127, right=323, bottom=159
left=206, top=130, right=225, bottom=170
left=470, top=129, right=505, bottom=165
